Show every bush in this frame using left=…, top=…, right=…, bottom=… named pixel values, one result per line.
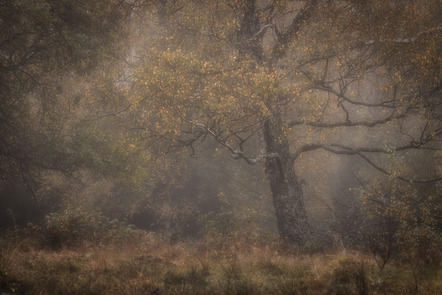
left=43, top=209, right=142, bottom=248
left=359, top=180, right=441, bottom=268
left=201, top=212, right=238, bottom=239
left=327, top=258, right=367, bottom=295
left=399, top=226, right=441, bottom=267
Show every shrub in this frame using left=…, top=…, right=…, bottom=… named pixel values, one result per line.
left=43, top=209, right=142, bottom=248
left=359, top=180, right=441, bottom=268
left=327, top=258, right=367, bottom=295
left=399, top=226, right=441, bottom=267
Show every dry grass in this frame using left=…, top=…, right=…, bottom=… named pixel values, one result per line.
left=1, top=232, right=441, bottom=295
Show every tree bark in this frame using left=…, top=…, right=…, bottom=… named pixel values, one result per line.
left=237, top=0, right=310, bottom=245
left=263, top=116, right=310, bottom=245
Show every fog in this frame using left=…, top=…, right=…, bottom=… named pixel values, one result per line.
left=0, top=1, right=440, bottom=294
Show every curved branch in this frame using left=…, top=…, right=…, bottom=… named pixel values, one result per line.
left=292, top=142, right=442, bottom=183
left=288, top=111, right=406, bottom=129
left=364, top=26, right=442, bottom=45
left=315, top=83, right=397, bottom=108
left=355, top=152, right=442, bottom=183
left=184, top=119, right=278, bottom=165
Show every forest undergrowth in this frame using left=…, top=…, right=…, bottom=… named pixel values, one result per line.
left=1, top=221, right=440, bottom=295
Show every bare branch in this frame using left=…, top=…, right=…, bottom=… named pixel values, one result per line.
left=364, top=26, right=442, bottom=45
left=288, top=111, right=406, bottom=129
left=81, top=104, right=132, bottom=122
left=356, top=152, right=442, bottom=184
left=190, top=121, right=278, bottom=165
left=315, top=83, right=397, bottom=108
left=292, top=142, right=442, bottom=183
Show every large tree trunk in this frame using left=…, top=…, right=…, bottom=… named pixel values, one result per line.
left=236, top=0, right=310, bottom=245
left=263, top=117, right=310, bottom=245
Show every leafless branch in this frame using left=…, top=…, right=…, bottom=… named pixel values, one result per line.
left=292, top=142, right=442, bottom=183
left=364, top=26, right=442, bottom=45
left=288, top=111, right=406, bottom=129
left=183, top=120, right=277, bottom=165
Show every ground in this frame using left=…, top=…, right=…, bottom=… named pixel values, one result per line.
left=1, top=230, right=441, bottom=295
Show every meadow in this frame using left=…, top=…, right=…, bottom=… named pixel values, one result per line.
left=1, top=226, right=440, bottom=295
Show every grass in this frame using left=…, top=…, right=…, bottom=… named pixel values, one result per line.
left=0, top=231, right=441, bottom=295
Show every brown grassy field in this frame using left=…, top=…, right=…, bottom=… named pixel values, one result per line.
left=1, top=229, right=441, bottom=295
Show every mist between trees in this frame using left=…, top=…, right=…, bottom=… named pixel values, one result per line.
left=0, top=1, right=441, bottom=292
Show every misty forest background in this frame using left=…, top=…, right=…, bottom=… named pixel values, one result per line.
left=0, top=0, right=441, bottom=294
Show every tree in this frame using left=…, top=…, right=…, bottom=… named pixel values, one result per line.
left=0, top=0, right=134, bottom=190
left=129, top=0, right=441, bottom=245
left=0, top=0, right=144, bottom=226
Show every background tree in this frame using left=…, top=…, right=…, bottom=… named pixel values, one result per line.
left=0, top=0, right=137, bottom=226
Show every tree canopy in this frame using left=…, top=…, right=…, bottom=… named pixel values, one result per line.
left=0, top=0, right=133, bottom=190
left=125, top=0, right=441, bottom=244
